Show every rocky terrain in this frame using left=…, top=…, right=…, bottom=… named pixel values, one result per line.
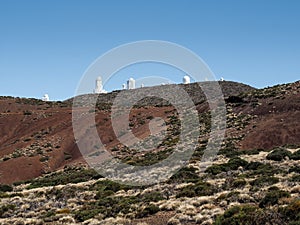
left=0, top=80, right=299, bottom=224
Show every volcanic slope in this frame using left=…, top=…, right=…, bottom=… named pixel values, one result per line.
left=0, top=80, right=299, bottom=185
left=0, top=81, right=300, bottom=224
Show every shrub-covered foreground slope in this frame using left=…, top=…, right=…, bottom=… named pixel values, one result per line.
left=0, top=80, right=299, bottom=224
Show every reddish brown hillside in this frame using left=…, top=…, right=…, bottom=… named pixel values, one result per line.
left=238, top=81, right=300, bottom=150
left=0, top=80, right=299, bottom=184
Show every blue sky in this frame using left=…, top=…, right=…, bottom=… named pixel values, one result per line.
left=0, top=0, right=299, bottom=100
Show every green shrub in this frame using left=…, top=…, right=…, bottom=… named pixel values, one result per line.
left=205, top=164, right=225, bottom=175
left=215, top=203, right=293, bottom=225
left=142, top=191, right=165, bottom=203
left=93, top=179, right=132, bottom=193
left=0, top=204, right=15, bottom=217
left=289, top=166, right=300, bottom=173
left=95, top=190, right=115, bottom=199
left=259, top=188, right=290, bottom=207
left=136, top=204, right=159, bottom=218
left=243, top=149, right=261, bottom=155
left=74, top=191, right=165, bottom=222
left=289, top=175, right=300, bottom=182
left=41, top=210, right=56, bottom=219
left=74, top=207, right=103, bottom=222
left=279, top=199, right=300, bottom=222
left=231, top=179, right=247, bottom=188
left=27, top=167, right=103, bottom=189
left=246, top=162, right=278, bottom=176
left=0, top=192, right=23, bottom=198
left=288, top=221, right=300, bottom=225
left=227, top=157, right=248, bottom=170
left=176, top=181, right=215, bottom=198
left=266, top=148, right=291, bottom=161
left=205, top=157, right=248, bottom=175
left=218, top=148, right=240, bottom=158
left=168, top=167, right=199, bottom=183
left=191, top=146, right=205, bottom=160
left=219, top=191, right=240, bottom=203
left=250, top=176, right=279, bottom=187
left=128, top=148, right=173, bottom=166
left=0, top=184, right=13, bottom=192
left=291, top=150, right=300, bottom=160
left=245, top=161, right=263, bottom=170
left=214, top=205, right=260, bottom=225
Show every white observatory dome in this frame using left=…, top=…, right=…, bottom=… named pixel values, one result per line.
left=127, top=78, right=136, bottom=89
left=42, top=94, right=49, bottom=101
left=183, top=75, right=190, bottom=84
left=94, top=76, right=107, bottom=93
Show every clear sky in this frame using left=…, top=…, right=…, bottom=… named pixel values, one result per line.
left=0, top=0, right=300, bottom=100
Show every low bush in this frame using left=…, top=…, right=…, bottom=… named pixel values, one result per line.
left=205, top=157, right=248, bottom=175
left=74, top=191, right=165, bottom=222
left=191, top=146, right=206, bottom=160
left=289, top=166, right=300, bottom=173
left=289, top=175, right=300, bottom=182
left=168, top=167, right=199, bottom=183
left=218, top=148, right=240, bottom=158
left=136, top=204, right=160, bottom=218
left=128, top=149, right=173, bottom=166
left=259, top=187, right=290, bottom=207
left=205, top=164, right=224, bottom=175
left=214, top=204, right=288, bottom=225
left=0, top=184, right=13, bottom=192
left=27, top=167, right=103, bottom=189
left=93, top=179, right=132, bottom=193
left=0, top=204, right=15, bottom=217
left=266, top=148, right=291, bottom=161
left=142, top=191, right=165, bottom=202
left=246, top=162, right=279, bottom=176
left=231, top=179, right=247, bottom=188
left=227, top=157, right=248, bottom=170
left=291, top=150, right=300, bottom=160
left=176, top=181, right=215, bottom=198
left=250, top=176, right=279, bottom=187
left=214, top=205, right=260, bottom=225
left=279, top=199, right=300, bottom=222
left=245, top=161, right=264, bottom=170
left=74, top=207, right=103, bottom=222
left=0, top=192, right=23, bottom=198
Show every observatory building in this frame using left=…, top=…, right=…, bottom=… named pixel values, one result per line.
left=127, top=78, right=136, bottom=90
left=183, top=75, right=191, bottom=84
left=94, top=76, right=107, bottom=94
left=42, top=94, right=49, bottom=101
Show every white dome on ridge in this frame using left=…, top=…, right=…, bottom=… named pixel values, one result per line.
left=183, top=75, right=190, bottom=84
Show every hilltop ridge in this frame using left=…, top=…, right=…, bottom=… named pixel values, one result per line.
left=0, top=80, right=300, bottom=224
left=0, top=80, right=299, bottom=184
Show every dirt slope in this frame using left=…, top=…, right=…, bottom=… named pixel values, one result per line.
left=0, top=80, right=299, bottom=184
